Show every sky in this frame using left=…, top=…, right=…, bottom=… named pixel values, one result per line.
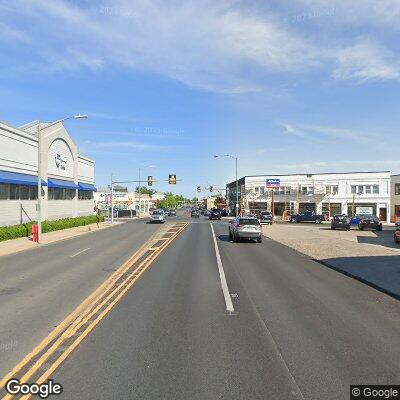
left=1, top=0, right=399, bottom=198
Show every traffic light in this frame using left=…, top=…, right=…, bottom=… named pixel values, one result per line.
left=169, top=174, right=177, bottom=185
left=197, top=186, right=201, bottom=192
left=147, top=176, right=153, bottom=186
left=210, top=186, right=213, bottom=192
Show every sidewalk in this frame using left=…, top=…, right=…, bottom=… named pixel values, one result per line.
left=0, top=221, right=124, bottom=257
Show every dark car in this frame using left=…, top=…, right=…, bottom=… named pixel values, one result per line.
left=290, top=211, right=324, bottom=224
left=394, top=227, right=400, bottom=244
left=331, top=215, right=350, bottom=230
left=358, top=215, right=382, bottom=231
left=258, top=211, right=273, bottom=225
left=209, top=209, right=221, bottom=220
left=219, top=209, right=228, bottom=217
left=191, top=209, right=200, bottom=218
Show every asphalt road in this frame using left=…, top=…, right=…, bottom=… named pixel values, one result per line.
left=2, top=211, right=400, bottom=399
left=44, top=212, right=400, bottom=400
left=0, top=218, right=162, bottom=378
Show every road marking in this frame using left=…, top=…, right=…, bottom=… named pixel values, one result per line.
left=70, top=248, right=90, bottom=258
left=0, top=222, right=188, bottom=400
left=210, top=223, right=234, bottom=313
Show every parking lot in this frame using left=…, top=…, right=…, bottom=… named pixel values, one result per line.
left=262, top=222, right=400, bottom=298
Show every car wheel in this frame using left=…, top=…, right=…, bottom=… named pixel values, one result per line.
left=359, top=225, right=364, bottom=231
left=331, top=226, right=335, bottom=230
left=229, top=229, right=232, bottom=239
left=290, top=218, right=296, bottom=223
left=347, top=226, right=350, bottom=231
left=257, top=237, right=262, bottom=243
left=377, top=225, right=383, bottom=231
left=315, top=218, right=321, bottom=224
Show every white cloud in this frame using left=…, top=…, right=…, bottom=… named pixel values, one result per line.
left=333, top=39, right=400, bottom=82
left=1, top=0, right=400, bottom=90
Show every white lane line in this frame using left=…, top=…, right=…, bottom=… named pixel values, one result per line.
left=70, top=248, right=91, bottom=258
left=210, top=223, right=234, bottom=313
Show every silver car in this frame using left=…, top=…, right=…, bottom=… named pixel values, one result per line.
left=229, top=216, right=262, bottom=242
left=150, top=209, right=165, bottom=223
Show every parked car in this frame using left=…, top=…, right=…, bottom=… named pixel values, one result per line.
left=229, top=216, right=262, bottom=242
left=219, top=209, right=228, bottom=217
left=209, top=209, right=221, bottom=220
left=191, top=209, right=200, bottom=218
left=358, top=215, right=382, bottom=231
left=258, top=211, right=273, bottom=225
left=394, top=227, right=400, bottom=244
left=169, top=209, right=177, bottom=216
left=204, top=209, right=211, bottom=217
left=150, top=209, right=165, bottom=223
left=350, top=214, right=363, bottom=225
left=290, top=211, right=324, bottom=224
left=331, top=215, right=351, bottom=231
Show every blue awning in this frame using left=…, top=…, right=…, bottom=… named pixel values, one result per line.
left=47, top=178, right=79, bottom=190
left=0, top=171, right=47, bottom=186
left=78, top=182, right=97, bottom=191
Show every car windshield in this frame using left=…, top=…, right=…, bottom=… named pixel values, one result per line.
left=153, top=210, right=163, bottom=215
left=239, top=218, right=260, bottom=225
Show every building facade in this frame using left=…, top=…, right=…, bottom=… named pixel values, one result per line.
left=0, top=120, right=96, bottom=226
left=94, top=190, right=151, bottom=216
left=226, top=171, right=392, bottom=223
left=391, top=175, right=400, bottom=222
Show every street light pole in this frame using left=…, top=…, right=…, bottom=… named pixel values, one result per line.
left=138, top=167, right=141, bottom=217
left=36, top=114, right=88, bottom=243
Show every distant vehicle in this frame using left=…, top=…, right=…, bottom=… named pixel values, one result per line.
left=258, top=211, right=273, bottom=225
left=209, top=209, right=221, bottom=220
left=150, top=209, right=165, bottom=223
left=229, top=216, right=262, bottom=242
left=204, top=209, right=211, bottom=217
left=331, top=215, right=350, bottom=231
left=191, top=209, right=200, bottom=218
left=358, top=215, right=382, bottom=231
left=350, top=214, right=363, bottom=225
left=169, top=209, right=177, bottom=216
left=290, top=211, right=324, bottom=224
left=394, top=227, right=400, bottom=244
left=218, top=209, right=228, bottom=217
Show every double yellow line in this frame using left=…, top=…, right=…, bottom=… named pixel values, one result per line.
left=0, top=222, right=188, bottom=399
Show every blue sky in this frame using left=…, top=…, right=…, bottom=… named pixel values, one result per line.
left=1, top=0, right=399, bottom=197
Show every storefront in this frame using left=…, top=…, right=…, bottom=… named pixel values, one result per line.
left=0, top=120, right=96, bottom=226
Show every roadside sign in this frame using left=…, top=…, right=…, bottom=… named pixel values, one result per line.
left=266, top=179, right=280, bottom=188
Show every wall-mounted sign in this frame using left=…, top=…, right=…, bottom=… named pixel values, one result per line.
left=266, top=179, right=280, bottom=188
left=356, top=206, right=373, bottom=215
left=55, top=154, right=67, bottom=170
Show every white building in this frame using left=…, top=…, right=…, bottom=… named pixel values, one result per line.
left=391, top=175, right=400, bottom=223
left=94, top=190, right=151, bottom=216
left=0, top=120, right=95, bottom=226
left=226, top=171, right=392, bottom=223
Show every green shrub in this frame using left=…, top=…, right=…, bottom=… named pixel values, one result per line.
left=0, top=215, right=105, bottom=242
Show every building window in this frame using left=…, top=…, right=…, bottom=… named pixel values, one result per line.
left=48, top=188, right=76, bottom=200
left=331, top=185, right=338, bottom=195
left=29, top=186, right=38, bottom=200
left=254, top=187, right=259, bottom=194
left=372, top=185, right=379, bottom=194
left=78, top=190, right=93, bottom=200
left=260, top=187, right=265, bottom=195
left=396, top=184, right=400, bottom=195
left=365, top=185, right=371, bottom=194
left=351, top=185, right=356, bottom=194
left=9, top=185, right=19, bottom=200
left=0, top=184, right=9, bottom=200
left=20, top=185, right=30, bottom=200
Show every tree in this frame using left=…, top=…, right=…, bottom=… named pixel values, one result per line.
left=135, top=186, right=156, bottom=196
left=157, top=192, right=186, bottom=209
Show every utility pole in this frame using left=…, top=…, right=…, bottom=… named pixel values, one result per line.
left=111, top=174, right=114, bottom=224
left=138, top=167, right=141, bottom=217
left=37, top=124, right=42, bottom=243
